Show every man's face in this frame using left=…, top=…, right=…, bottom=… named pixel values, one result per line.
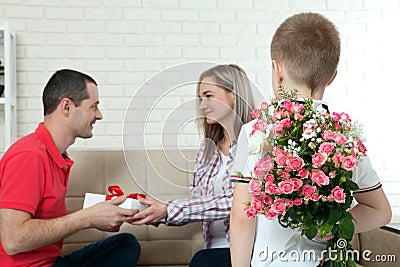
left=69, top=82, right=103, bottom=139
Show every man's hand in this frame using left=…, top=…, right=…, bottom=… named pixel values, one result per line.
left=130, top=197, right=167, bottom=225
left=83, top=195, right=139, bottom=232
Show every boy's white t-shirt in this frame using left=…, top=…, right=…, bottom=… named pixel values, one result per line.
left=232, top=102, right=381, bottom=267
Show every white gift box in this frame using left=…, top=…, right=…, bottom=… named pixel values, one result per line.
left=83, top=192, right=148, bottom=211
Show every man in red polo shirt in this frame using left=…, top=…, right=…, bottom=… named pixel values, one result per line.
left=0, top=69, right=141, bottom=266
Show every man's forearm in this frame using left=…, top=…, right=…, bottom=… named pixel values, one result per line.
left=0, top=209, right=88, bottom=255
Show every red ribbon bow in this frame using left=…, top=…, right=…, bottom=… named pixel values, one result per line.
left=105, top=185, right=146, bottom=200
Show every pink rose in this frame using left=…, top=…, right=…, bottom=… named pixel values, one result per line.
left=290, top=178, right=303, bottom=191
left=341, top=155, right=357, bottom=171
left=329, top=171, right=337, bottom=178
left=302, top=184, right=316, bottom=200
left=264, top=206, right=278, bottom=220
left=281, top=118, right=293, bottom=128
left=252, top=199, right=264, bottom=211
left=244, top=206, right=258, bottom=218
left=334, top=133, right=347, bottom=145
left=288, top=155, right=304, bottom=171
left=322, top=130, right=335, bottom=140
left=273, top=121, right=285, bottom=137
left=249, top=179, right=262, bottom=195
left=265, top=182, right=280, bottom=195
left=265, top=174, right=275, bottom=183
left=311, top=193, right=322, bottom=201
left=331, top=186, right=346, bottom=203
left=294, top=198, right=303, bottom=206
left=252, top=194, right=264, bottom=202
left=355, top=138, right=367, bottom=156
left=251, top=108, right=261, bottom=119
left=319, top=142, right=335, bottom=155
left=303, top=126, right=315, bottom=137
left=298, top=168, right=308, bottom=179
left=273, top=110, right=285, bottom=120
left=282, top=172, right=290, bottom=179
left=254, top=155, right=274, bottom=177
left=271, top=198, right=286, bottom=215
left=333, top=152, right=343, bottom=167
left=280, top=100, right=293, bottom=111
left=253, top=119, right=268, bottom=132
left=263, top=194, right=273, bottom=205
left=292, top=102, right=304, bottom=113
left=286, top=200, right=294, bottom=207
left=340, top=112, right=351, bottom=123
left=261, top=101, right=269, bottom=109
left=273, top=146, right=285, bottom=156
left=253, top=164, right=263, bottom=177
left=332, top=112, right=341, bottom=122
left=278, top=180, right=294, bottom=194
left=325, top=196, right=333, bottom=202
left=259, top=155, right=274, bottom=172
left=311, top=169, right=330, bottom=186
left=312, top=152, right=328, bottom=168
left=275, top=154, right=287, bottom=167
left=294, top=113, right=304, bottom=121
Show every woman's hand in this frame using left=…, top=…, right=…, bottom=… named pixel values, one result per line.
left=130, top=197, right=167, bottom=225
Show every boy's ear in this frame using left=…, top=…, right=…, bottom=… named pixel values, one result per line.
left=272, top=60, right=284, bottom=84
left=327, top=69, right=337, bottom=86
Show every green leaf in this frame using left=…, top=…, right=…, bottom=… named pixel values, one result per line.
left=287, top=207, right=302, bottom=223
left=343, top=194, right=353, bottom=210
left=318, top=222, right=334, bottom=238
left=305, top=225, right=317, bottom=240
left=304, top=208, right=313, bottom=223
left=331, top=224, right=339, bottom=236
left=346, top=258, right=357, bottom=267
left=315, top=209, right=329, bottom=226
left=347, top=179, right=359, bottom=191
left=328, top=208, right=342, bottom=225
left=338, top=213, right=355, bottom=239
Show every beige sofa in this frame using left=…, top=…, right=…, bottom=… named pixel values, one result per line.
left=63, top=149, right=204, bottom=267
left=63, top=150, right=400, bottom=267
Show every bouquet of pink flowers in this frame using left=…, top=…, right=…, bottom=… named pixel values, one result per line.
left=241, top=98, right=367, bottom=266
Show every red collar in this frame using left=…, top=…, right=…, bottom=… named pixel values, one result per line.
left=35, top=123, right=74, bottom=169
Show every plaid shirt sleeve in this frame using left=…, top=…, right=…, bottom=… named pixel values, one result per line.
left=165, top=189, right=233, bottom=226
left=165, top=142, right=234, bottom=226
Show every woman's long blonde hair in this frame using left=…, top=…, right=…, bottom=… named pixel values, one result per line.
left=196, top=64, right=255, bottom=164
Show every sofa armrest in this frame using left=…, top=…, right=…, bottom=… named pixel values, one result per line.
left=356, top=225, right=400, bottom=266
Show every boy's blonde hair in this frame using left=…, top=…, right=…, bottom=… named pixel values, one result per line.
left=271, top=12, right=340, bottom=90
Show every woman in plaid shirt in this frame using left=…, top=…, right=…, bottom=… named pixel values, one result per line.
left=132, top=64, right=256, bottom=267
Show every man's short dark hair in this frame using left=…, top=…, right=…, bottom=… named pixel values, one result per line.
left=42, top=69, right=97, bottom=115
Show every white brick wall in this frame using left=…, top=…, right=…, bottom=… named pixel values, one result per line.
left=0, top=0, right=400, bottom=220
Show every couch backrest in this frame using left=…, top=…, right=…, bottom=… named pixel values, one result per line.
left=64, top=149, right=204, bottom=266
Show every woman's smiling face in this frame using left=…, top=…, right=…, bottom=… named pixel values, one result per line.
left=198, top=76, right=235, bottom=126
